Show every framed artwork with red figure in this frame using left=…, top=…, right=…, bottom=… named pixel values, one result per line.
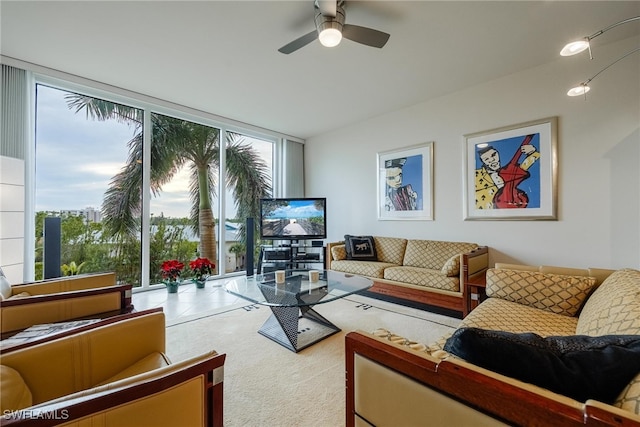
left=463, top=117, right=558, bottom=220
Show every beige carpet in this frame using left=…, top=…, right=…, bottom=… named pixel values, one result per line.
left=165, top=294, right=460, bottom=427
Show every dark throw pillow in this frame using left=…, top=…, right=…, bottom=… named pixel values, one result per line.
left=344, top=235, right=377, bottom=261
left=443, top=327, right=640, bottom=404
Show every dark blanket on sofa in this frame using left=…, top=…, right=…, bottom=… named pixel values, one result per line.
left=444, top=327, right=640, bottom=403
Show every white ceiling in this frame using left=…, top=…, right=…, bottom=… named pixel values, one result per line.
left=1, top=1, right=639, bottom=140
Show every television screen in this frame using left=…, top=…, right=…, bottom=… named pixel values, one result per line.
left=260, top=198, right=327, bottom=240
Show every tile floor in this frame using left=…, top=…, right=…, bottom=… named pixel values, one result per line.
left=131, top=276, right=245, bottom=323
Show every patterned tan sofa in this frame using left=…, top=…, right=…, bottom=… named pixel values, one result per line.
left=345, top=265, right=640, bottom=426
left=327, top=237, right=488, bottom=316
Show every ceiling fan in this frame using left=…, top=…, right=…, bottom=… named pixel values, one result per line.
left=278, top=0, right=390, bottom=54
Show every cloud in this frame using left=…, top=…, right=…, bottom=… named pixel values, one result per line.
left=77, top=162, right=126, bottom=177
left=35, top=86, right=134, bottom=211
left=160, top=165, right=192, bottom=194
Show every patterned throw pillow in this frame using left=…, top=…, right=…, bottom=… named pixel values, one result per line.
left=330, top=245, right=347, bottom=261
left=576, top=269, right=640, bottom=336
left=441, top=255, right=461, bottom=277
left=486, top=269, right=596, bottom=317
left=344, top=235, right=377, bottom=261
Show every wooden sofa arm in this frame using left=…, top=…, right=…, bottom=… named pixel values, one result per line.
left=0, top=284, right=132, bottom=307
left=0, top=284, right=133, bottom=336
left=10, top=272, right=117, bottom=295
left=1, top=351, right=226, bottom=427
left=462, top=245, right=489, bottom=279
left=585, top=400, right=640, bottom=427
left=325, top=241, right=345, bottom=270
left=345, top=330, right=603, bottom=427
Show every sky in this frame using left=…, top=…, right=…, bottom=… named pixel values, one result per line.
left=35, top=85, right=273, bottom=219
left=268, top=200, right=324, bottom=219
left=36, top=85, right=135, bottom=213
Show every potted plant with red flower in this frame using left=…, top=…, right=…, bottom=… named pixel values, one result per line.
left=161, top=259, right=185, bottom=293
left=189, top=257, right=214, bottom=289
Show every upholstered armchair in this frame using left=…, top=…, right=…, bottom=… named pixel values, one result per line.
left=0, top=272, right=133, bottom=335
left=0, top=309, right=226, bottom=427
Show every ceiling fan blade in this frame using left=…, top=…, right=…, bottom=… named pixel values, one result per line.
left=278, top=30, right=318, bottom=54
left=316, top=0, right=337, bottom=17
left=342, top=24, right=390, bottom=48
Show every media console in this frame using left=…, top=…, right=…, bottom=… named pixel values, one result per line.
left=258, top=243, right=325, bottom=273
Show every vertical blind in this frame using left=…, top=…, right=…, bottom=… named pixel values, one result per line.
left=283, top=139, right=304, bottom=197
left=1, top=64, right=28, bottom=159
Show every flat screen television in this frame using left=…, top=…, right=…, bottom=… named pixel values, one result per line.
left=259, top=197, right=327, bottom=240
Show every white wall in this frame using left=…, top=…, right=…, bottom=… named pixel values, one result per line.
left=305, top=36, right=640, bottom=270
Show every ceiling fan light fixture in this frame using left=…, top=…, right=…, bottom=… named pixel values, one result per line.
left=319, top=27, right=342, bottom=47
left=278, top=1, right=388, bottom=54
left=560, top=39, right=590, bottom=56
left=315, top=4, right=345, bottom=48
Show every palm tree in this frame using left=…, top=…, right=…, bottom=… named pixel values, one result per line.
left=65, top=95, right=272, bottom=274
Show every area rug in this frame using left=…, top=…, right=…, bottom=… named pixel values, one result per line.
left=165, top=293, right=460, bottom=427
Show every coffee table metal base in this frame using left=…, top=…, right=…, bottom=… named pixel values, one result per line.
left=258, top=306, right=340, bottom=353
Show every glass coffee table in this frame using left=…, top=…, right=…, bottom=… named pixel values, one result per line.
left=225, top=270, right=372, bottom=352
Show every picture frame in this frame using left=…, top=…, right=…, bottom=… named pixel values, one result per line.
left=463, top=117, right=558, bottom=220
left=377, top=142, right=434, bottom=220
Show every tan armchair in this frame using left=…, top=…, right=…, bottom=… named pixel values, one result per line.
left=0, top=272, right=133, bottom=335
left=0, top=309, right=226, bottom=427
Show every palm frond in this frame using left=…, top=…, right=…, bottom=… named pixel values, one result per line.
left=225, top=135, right=272, bottom=243
left=181, top=121, right=220, bottom=167
left=64, top=93, right=142, bottom=126
left=102, top=160, right=143, bottom=237
left=79, top=102, right=270, bottom=255
left=149, top=114, right=191, bottom=191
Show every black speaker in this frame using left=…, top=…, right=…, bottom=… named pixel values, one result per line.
left=256, top=247, right=263, bottom=275
left=311, top=240, right=324, bottom=247
left=245, top=218, right=254, bottom=276
left=44, top=217, right=62, bottom=279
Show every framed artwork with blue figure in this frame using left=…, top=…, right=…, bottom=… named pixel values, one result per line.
left=464, top=117, right=558, bottom=220
left=377, top=142, right=433, bottom=220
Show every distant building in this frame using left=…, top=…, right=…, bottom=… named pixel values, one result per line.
left=59, top=207, right=102, bottom=223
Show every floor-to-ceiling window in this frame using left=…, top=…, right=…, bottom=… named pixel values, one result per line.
left=148, top=113, right=223, bottom=283
left=224, top=131, right=273, bottom=272
left=35, top=84, right=144, bottom=285
left=31, top=79, right=277, bottom=288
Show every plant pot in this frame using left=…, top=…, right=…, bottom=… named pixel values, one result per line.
left=166, top=281, right=180, bottom=293
left=194, top=279, right=206, bottom=289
